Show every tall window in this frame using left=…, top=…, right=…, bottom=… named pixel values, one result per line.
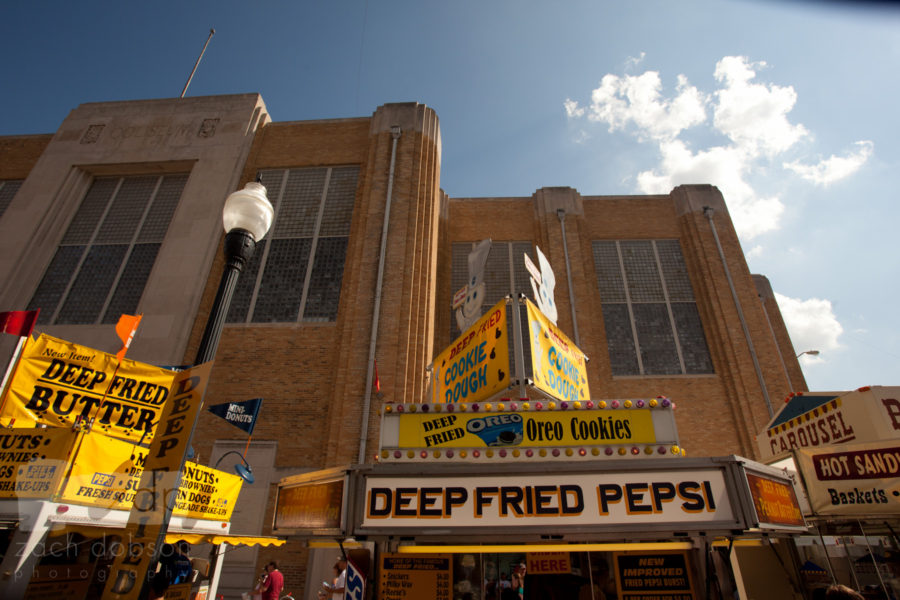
left=30, top=174, right=186, bottom=325
left=592, top=240, right=713, bottom=376
left=0, top=179, right=23, bottom=218
left=227, top=166, right=358, bottom=324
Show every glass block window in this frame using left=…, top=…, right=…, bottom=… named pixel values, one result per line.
left=0, top=180, right=23, bottom=218
left=227, top=166, right=358, bottom=324
left=592, top=240, right=713, bottom=376
left=29, top=174, right=186, bottom=325
left=451, top=241, right=533, bottom=373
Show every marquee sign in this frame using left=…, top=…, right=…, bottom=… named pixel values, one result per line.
left=758, top=386, right=900, bottom=460
left=526, top=300, right=589, bottom=404
left=379, top=399, right=681, bottom=461
left=361, top=468, right=734, bottom=529
left=432, top=299, right=509, bottom=404
left=744, top=471, right=805, bottom=530
left=273, top=468, right=350, bottom=535
left=794, top=440, right=900, bottom=517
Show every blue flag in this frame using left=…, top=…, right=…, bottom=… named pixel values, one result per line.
left=207, top=398, right=262, bottom=435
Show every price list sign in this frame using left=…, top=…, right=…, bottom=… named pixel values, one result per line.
left=380, top=554, right=452, bottom=600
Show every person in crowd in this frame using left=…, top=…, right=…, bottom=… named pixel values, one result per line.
left=172, top=541, right=193, bottom=584
left=510, top=563, right=526, bottom=600
left=149, top=543, right=180, bottom=599
left=260, top=561, right=284, bottom=600
left=321, top=556, right=347, bottom=600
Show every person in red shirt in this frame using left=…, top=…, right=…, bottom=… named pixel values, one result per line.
left=260, top=561, right=284, bottom=600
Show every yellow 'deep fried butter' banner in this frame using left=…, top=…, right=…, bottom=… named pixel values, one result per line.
left=60, top=432, right=242, bottom=520
left=0, top=427, right=78, bottom=499
left=397, top=408, right=656, bottom=449
left=0, top=334, right=176, bottom=443
left=432, top=299, right=509, bottom=404
left=526, top=300, right=590, bottom=404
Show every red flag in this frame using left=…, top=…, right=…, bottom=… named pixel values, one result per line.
left=115, top=314, right=142, bottom=361
left=374, top=359, right=381, bottom=393
left=0, top=310, right=39, bottom=337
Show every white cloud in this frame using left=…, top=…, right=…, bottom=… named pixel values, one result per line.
left=713, top=56, right=808, bottom=156
left=564, top=98, right=585, bottom=118
left=634, top=140, right=784, bottom=238
left=775, top=293, right=843, bottom=362
left=585, top=72, right=707, bottom=141
left=564, top=55, right=872, bottom=240
left=784, top=140, right=874, bottom=186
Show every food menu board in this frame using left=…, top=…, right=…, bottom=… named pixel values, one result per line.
left=614, top=551, right=696, bottom=600
left=379, top=554, right=452, bottom=600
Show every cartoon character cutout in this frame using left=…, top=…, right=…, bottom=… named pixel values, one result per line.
left=530, top=246, right=558, bottom=325
left=456, top=239, right=492, bottom=332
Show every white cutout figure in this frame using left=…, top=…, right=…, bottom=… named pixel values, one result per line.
left=456, top=239, right=492, bottom=332
left=530, top=246, right=558, bottom=324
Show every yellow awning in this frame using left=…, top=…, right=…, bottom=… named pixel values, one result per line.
left=167, top=533, right=285, bottom=547
left=45, top=524, right=284, bottom=548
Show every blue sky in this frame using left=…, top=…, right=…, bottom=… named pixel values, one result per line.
left=2, top=0, right=898, bottom=391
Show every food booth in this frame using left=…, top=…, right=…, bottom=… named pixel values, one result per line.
left=758, top=386, right=900, bottom=598
left=274, top=397, right=809, bottom=600
left=0, top=332, right=283, bottom=599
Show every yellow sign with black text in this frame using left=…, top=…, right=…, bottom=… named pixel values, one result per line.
left=101, top=362, right=212, bottom=600
left=432, top=300, right=509, bottom=404
left=396, top=408, right=657, bottom=449
left=525, top=300, right=589, bottom=404
left=0, top=427, right=76, bottom=499
left=0, top=334, right=176, bottom=443
left=60, top=431, right=241, bottom=520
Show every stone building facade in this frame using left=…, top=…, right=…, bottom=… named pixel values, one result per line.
left=0, top=93, right=805, bottom=596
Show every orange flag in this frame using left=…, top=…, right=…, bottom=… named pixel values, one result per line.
left=115, top=314, right=142, bottom=361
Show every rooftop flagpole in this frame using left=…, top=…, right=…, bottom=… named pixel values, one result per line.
left=181, top=28, right=215, bottom=98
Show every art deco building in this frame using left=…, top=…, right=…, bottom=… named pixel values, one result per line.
left=0, top=94, right=805, bottom=597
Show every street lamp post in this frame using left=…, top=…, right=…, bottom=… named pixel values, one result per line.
left=797, top=350, right=820, bottom=359
left=195, top=181, right=274, bottom=363
left=141, top=181, right=272, bottom=598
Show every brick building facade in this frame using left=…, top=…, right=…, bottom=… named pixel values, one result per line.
left=0, top=94, right=805, bottom=597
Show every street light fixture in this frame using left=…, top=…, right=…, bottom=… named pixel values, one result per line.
left=797, top=350, right=820, bottom=359
left=195, top=181, right=274, bottom=364
left=214, top=450, right=255, bottom=484
left=142, top=181, right=272, bottom=597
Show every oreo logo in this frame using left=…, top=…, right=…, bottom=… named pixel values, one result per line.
left=466, top=413, right=524, bottom=446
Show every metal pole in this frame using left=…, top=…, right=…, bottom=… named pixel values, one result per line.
left=859, top=520, right=890, bottom=598
left=181, top=28, right=215, bottom=99
left=816, top=528, right=839, bottom=585
left=195, top=229, right=256, bottom=364
left=358, top=126, right=401, bottom=464
left=140, top=227, right=256, bottom=597
left=512, top=295, right=528, bottom=398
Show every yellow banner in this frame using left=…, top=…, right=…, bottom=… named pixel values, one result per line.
left=60, top=431, right=241, bottom=520
left=0, top=334, right=176, bottom=443
left=0, top=427, right=78, bottom=499
left=433, top=299, right=509, bottom=404
left=174, top=461, right=242, bottom=521
left=103, top=362, right=212, bottom=600
left=526, top=300, right=590, bottom=403
left=397, top=408, right=656, bottom=448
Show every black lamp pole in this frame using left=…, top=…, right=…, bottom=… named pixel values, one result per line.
left=138, top=182, right=271, bottom=599
left=195, top=228, right=257, bottom=364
